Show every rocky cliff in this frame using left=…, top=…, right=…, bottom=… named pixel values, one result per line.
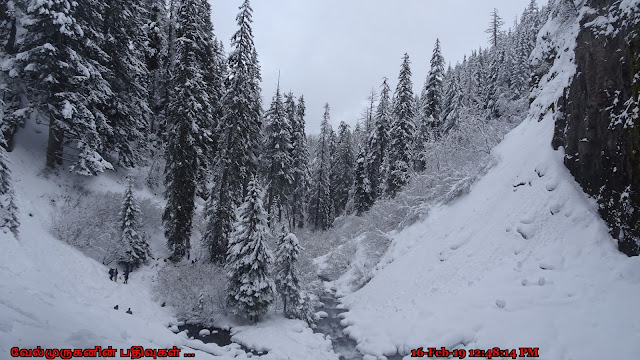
left=552, top=0, right=639, bottom=255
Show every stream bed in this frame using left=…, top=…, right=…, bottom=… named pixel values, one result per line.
left=313, top=291, right=405, bottom=360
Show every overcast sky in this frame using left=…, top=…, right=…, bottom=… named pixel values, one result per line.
left=209, top=0, right=533, bottom=134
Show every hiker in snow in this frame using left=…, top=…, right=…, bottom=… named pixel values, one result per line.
left=113, top=305, right=119, bottom=310
left=124, top=268, right=130, bottom=284
left=126, top=308, right=132, bottom=315
left=108, top=268, right=114, bottom=281
left=114, top=268, right=119, bottom=282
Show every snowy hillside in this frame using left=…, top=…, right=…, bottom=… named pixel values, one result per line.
left=0, top=123, right=339, bottom=360
left=332, top=3, right=640, bottom=359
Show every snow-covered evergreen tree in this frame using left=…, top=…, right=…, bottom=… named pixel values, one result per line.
left=205, top=0, right=262, bottom=263
left=120, top=178, right=151, bottom=267
left=20, top=0, right=114, bottom=175
left=386, top=53, right=415, bottom=197
left=225, top=177, right=275, bottom=322
left=422, top=39, right=446, bottom=134
left=0, top=132, right=18, bottom=236
left=331, top=121, right=355, bottom=216
left=275, top=226, right=302, bottom=317
left=163, top=0, right=216, bottom=262
left=288, top=93, right=310, bottom=229
left=101, top=0, right=151, bottom=168
left=354, top=146, right=373, bottom=215
left=144, top=0, right=170, bottom=137
left=441, top=70, right=464, bottom=133
left=308, top=103, right=334, bottom=231
left=366, top=78, right=391, bottom=199
left=0, top=1, right=27, bottom=150
left=263, top=84, right=293, bottom=224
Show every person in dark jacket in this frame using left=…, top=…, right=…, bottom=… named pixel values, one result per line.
left=124, top=268, right=130, bottom=284
left=113, top=305, right=119, bottom=310
left=108, top=268, right=114, bottom=281
left=126, top=308, right=132, bottom=315
left=113, top=268, right=119, bottom=282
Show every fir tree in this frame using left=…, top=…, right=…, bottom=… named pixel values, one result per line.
left=21, top=0, right=114, bottom=175
left=205, top=0, right=262, bottom=262
left=101, top=0, right=151, bottom=167
left=486, top=8, right=505, bottom=47
left=0, top=1, right=26, bottom=150
left=288, top=93, right=310, bottom=229
left=331, top=121, right=355, bottom=216
left=354, top=147, right=373, bottom=215
left=275, top=226, right=302, bottom=317
left=366, top=78, right=391, bottom=199
left=144, top=0, right=170, bottom=136
left=441, top=70, right=464, bottom=133
left=0, top=132, right=18, bottom=236
left=308, top=103, right=334, bottom=231
left=163, top=0, right=215, bottom=262
left=263, top=84, right=293, bottom=224
left=120, top=178, right=151, bottom=267
left=363, top=88, right=378, bottom=137
left=226, top=177, right=275, bottom=322
left=421, top=38, right=446, bottom=134
left=386, top=53, right=415, bottom=197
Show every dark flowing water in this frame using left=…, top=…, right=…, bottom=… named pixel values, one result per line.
left=176, top=324, right=267, bottom=356
left=314, top=293, right=362, bottom=360
left=313, top=292, right=405, bottom=360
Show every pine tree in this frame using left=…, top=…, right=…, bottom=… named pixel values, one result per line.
left=0, top=1, right=26, bottom=150
left=226, top=177, right=275, bottom=322
left=163, top=0, right=216, bottom=262
left=386, top=53, right=415, bottom=197
left=308, top=103, right=334, bottom=231
left=486, top=8, right=505, bottom=48
left=0, top=132, right=18, bottom=236
left=288, top=93, right=310, bottom=229
left=144, top=0, right=170, bottom=137
left=441, top=70, right=464, bottom=133
left=363, top=88, right=378, bottom=136
left=263, top=84, right=293, bottom=224
left=366, top=78, right=391, bottom=199
left=331, top=122, right=355, bottom=216
left=204, top=0, right=262, bottom=263
left=20, top=0, right=114, bottom=175
left=120, top=178, right=151, bottom=267
left=421, top=38, right=446, bottom=134
left=101, top=0, right=152, bottom=168
left=353, top=147, right=373, bottom=215
left=0, top=1, right=20, bottom=54
left=275, top=226, right=302, bottom=317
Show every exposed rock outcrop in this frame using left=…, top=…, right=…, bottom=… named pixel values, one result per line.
left=552, top=0, right=640, bottom=255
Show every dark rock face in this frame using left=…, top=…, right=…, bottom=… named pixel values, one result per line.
left=553, top=0, right=640, bottom=256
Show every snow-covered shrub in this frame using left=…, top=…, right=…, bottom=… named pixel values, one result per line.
left=154, top=262, right=228, bottom=325
left=305, top=106, right=525, bottom=289
left=50, top=191, right=162, bottom=265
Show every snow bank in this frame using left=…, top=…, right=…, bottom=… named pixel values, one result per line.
left=335, top=2, right=640, bottom=359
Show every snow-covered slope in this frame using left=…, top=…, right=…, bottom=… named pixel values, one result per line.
left=0, top=122, right=338, bottom=360
left=335, top=4, right=640, bottom=359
